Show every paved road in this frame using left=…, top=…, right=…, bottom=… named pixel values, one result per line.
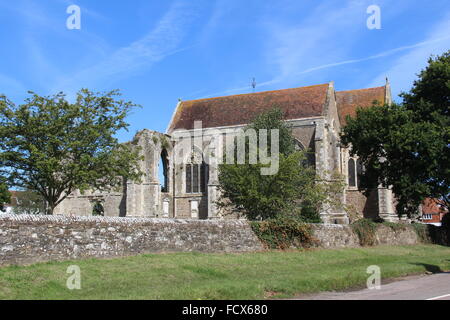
left=296, top=273, right=450, bottom=300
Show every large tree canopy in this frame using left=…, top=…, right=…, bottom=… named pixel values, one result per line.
left=341, top=51, right=450, bottom=216
left=11, top=190, right=46, bottom=215
left=218, top=108, right=344, bottom=221
left=0, top=180, right=10, bottom=212
left=0, top=89, right=143, bottom=214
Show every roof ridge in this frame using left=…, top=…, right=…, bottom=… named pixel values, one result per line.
left=337, top=86, right=385, bottom=93
left=183, top=83, right=330, bottom=104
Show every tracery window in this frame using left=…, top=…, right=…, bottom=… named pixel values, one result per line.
left=348, top=157, right=364, bottom=188
left=185, top=151, right=208, bottom=194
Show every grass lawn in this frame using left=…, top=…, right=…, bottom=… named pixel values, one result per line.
left=1, top=244, right=450, bottom=299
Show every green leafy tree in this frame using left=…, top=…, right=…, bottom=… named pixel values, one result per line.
left=218, top=108, right=344, bottom=221
left=0, top=89, right=143, bottom=215
left=341, top=51, right=450, bottom=216
left=12, top=190, right=46, bottom=215
left=0, top=180, right=11, bottom=212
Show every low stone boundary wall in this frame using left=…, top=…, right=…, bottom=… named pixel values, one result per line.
left=310, top=224, right=360, bottom=248
left=309, top=224, right=422, bottom=248
left=0, top=215, right=263, bottom=266
left=0, top=215, right=446, bottom=266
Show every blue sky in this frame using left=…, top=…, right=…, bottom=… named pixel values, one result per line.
left=0, top=0, right=449, bottom=142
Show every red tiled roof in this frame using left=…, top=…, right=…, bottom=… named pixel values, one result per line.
left=422, top=198, right=447, bottom=214
left=168, top=84, right=330, bottom=131
left=336, top=86, right=386, bottom=126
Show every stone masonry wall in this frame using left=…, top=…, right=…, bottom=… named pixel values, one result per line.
left=310, top=224, right=359, bottom=248
left=346, top=189, right=379, bottom=220
left=0, top=215, right=263, bottom=266
left=309, top=223, right=422, bottom=248
left=0, top=215, right=444, bottom=267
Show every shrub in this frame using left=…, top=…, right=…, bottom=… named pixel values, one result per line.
left=350, top=219, right=378, bottom=246
left=218, top=107, right=345, bottom=222
left=297, top=205, right=322, bottom=223
left=160, top=136, right=171, bottom=149
left=251, top=217, right=317, bottom=250
left=382, top=221, right=408, bottom=232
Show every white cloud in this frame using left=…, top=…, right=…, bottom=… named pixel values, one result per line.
left=263, top=1, right=371, bottom=85
left=368, top=12, right=450, bottom=99
left=294, top=35, right=450, bottom=77
left=197, top=0, right=234, bottom=45
left=52, top=1, right=198, bottom=97
left=2, top=0, right=110, bottom=92
left=193, top=1, right=374, bottom=98
left=194, top=1, right=449, bottom=100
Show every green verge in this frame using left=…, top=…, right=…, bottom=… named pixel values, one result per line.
left=1, top=245, right=450, bottom=300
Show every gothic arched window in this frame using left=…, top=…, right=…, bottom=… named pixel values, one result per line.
left=160, top=149, right=169, bottom=192
left=356, top=159, right=363, bottom=189
left=348, top=158, right=356, bottom=187
left=92, top=201, right=104, bottom=216
left=185, top=150, right=208, bottom=194
left=293, top=139, right=316, bottom=168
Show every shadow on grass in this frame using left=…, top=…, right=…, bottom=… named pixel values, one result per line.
left=410, top=263, right=447, bottom=274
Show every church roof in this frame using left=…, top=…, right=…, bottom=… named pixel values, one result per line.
left=168, top=83, right=330, bottom=131
left=336, top=86, right=386, bottom=126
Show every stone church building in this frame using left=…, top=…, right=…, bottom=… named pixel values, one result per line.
left=55, top=80, right=398, bottom=224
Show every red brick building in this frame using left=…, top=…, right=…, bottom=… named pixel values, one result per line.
left=420, top=198, right=448, bottom=226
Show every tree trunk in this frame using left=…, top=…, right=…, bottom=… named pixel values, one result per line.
left=46, top=201, right=55, bottom=215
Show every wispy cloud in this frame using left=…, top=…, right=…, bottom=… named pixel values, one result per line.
left=192, top=1, right=450, bottom=100
left=263, top=1, right=369, bottom=85
left=296, top=36, right=450, bottom=75
left=369, top=12, right=450, bottom=99
left=54, top=1, right=199, bottom=97
left=1, top=0, right=111, bottom=93
left=23, top=37, right=63, bottom=86
left=0, top=0, right=54, bottom=29
left=56, top=0, right=109, bottom=22
left=194, top=33, right=450, bottom=100
left=197, top=0, right=236, bottom=45
left=193, top=1, right=374, bottom=99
